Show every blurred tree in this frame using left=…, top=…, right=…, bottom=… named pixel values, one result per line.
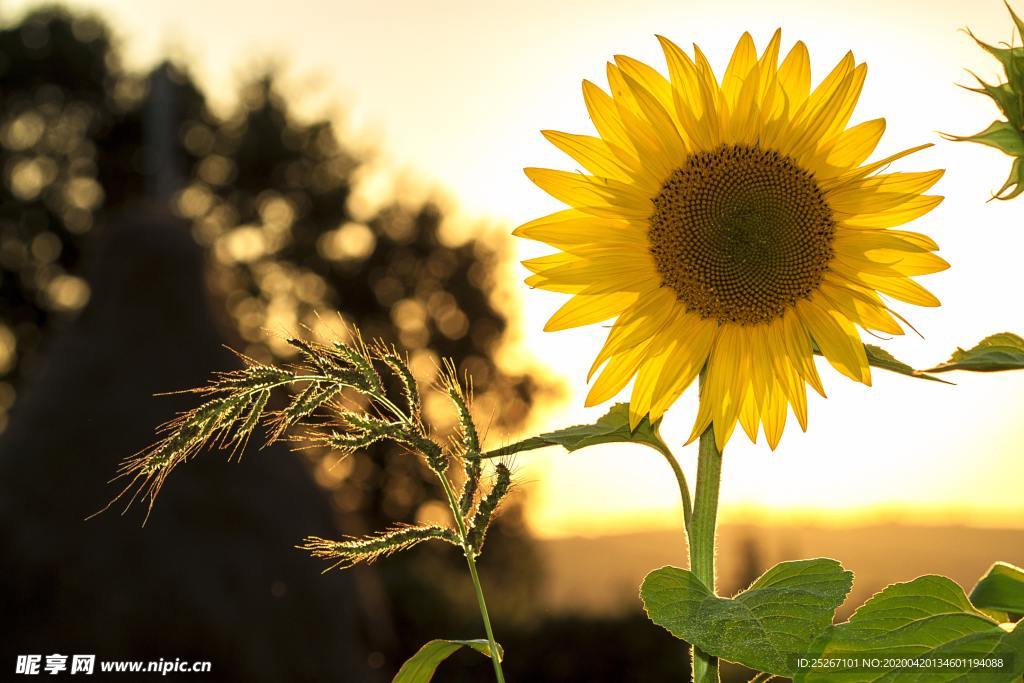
left=188, top=72, right=549, bottom=667
left=0, top=7, right=210, bottom=425
left=0, top=7, right=112, bottom=421
left=0, top=4, right=548, bottom=678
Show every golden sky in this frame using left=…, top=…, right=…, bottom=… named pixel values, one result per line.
left=9, top=0, right=1023, bottom=536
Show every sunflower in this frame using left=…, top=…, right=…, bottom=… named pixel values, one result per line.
left=516, top=31, right=947, bottom=450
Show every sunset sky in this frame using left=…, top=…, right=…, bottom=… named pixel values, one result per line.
left=7, top=0, right=1023, bottom=536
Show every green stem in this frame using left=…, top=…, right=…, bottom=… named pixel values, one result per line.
left=690, top=379, right=723, bottom=683
left=464, top=550, right=506, bottom=683
left=437, top=473, right=506, bottom=683
left=650, top=436, right=693, bottom=534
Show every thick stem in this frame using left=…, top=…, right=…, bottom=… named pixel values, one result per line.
left=437, top=473, right=506, bottom=683
left=689, top=389, right=723, bottom=683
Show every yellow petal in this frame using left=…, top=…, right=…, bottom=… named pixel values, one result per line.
left=658, top=35, right=704, bottom=116
left=703, top=326, right=748, bottom=450
left=824, top=143, right=933, bottom=188
left=513, top=209, right=643, bottom=250
left=619, top=69, right=688, bottom=166
left=607, top=63, right=678, bottom=180
left=524, top=167, right=653, bottom=219
left=850, top=270, right=941, bottom=306
left=590, top=287, right=680, bottom=377
left=796, top=298, right=870, bottom=385
left=800, top=52, right=855, bottom=119
left=834, top=228, right=936, bottom=254
left=691, top=43, right=725, bottom=142
left=629, top=327, right=681, bottom=428
left=524, top=272, right=586, bottom=294
left=823, top=118, right=885, bottom=171
left=522, top=251, right=655, bottom=288
left=587, top=338, right=653, bottom=405
left=658, top=35, right=719, bottom=150
left=582, top=79, right=639, bottom=160
left=819, top=62, right=867, bottom=142
left=777, top=40, right=811, bottom=111
left=722, top=32, right=758, bottom=108
left=545, top=291, right=639, bottom=331
left=614, top=54, right=676, bottom=116
left=841, top=195, right=943, bottom=229
left=818, top=280, right=904, bottom=335
left=785, top=66, right=865, bottom=160
left=758, top=29, right=783, bottom=75
left=762, top=379, right=788, bottom=450
left=881, top=229, right=940, bottom=251
left=738, top=381, right=761, bottom=443
left=768, top=327, right=808, bottom=432
left=829, top=170, right=945, bottom=214
left=649, top=317, right=716, bottom=419
left=782, top=309, right=826, bottom=397
left=541, top=130, right=638, bottom=183
left=879, top=250, right=950, bottom=276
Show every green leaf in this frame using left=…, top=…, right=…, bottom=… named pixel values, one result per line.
left=863, top=344, right=951, bottom=384
left=972, top=562, right=1024, bottom=615
left=482, top=403, right=668, bottom=458
left=641, top=559, right=853, bottom=676
left=948, top=119, right=1024, bottom=156
left=980, top=78, right=1024, bottom=128
left=392, top=639, right=502, bottom=683
left=994, top=155, right=1024, bottom=200
left=797, top=575, right=1024, bottom=682
left=812, top=343, right=948, bottom=383
left=927, top=333, right=1024, bottom=372
left=967, top=36, right=1024, bottom=96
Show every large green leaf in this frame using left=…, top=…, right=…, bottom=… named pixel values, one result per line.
left=971, top=562, right=1024, bottom=615
left=797, top=575, right=1024, bottom=682
left=392, top=639, right=502, bottom=683
left=641, top=559, right=853, bottom=676
left=927, top=333, right=1024, bottom=373
left=482, top=402, right=668, bottom=458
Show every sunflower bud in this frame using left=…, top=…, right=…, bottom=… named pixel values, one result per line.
left=951, top=3, right=1024, bottom=199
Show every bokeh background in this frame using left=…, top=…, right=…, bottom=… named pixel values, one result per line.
left=0, top=1, right=1022, bottom=681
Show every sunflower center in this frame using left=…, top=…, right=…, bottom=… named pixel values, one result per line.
left=648, top=144, right=835, bottom=326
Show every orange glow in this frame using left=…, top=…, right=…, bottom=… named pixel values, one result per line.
left=14, top=0, right=1023, bottom=535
